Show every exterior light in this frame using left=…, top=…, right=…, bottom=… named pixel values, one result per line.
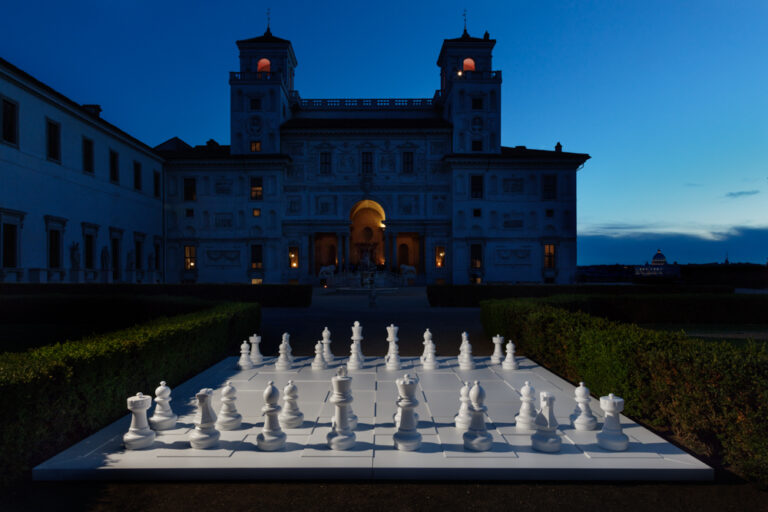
left=457, top=71, right=463, bottom=77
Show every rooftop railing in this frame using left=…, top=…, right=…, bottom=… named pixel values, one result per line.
left=453, top=70, right=502, bottom=81
left=295, top=97, right=435, bottom=110
left=229, top=71, right=283, bottom=82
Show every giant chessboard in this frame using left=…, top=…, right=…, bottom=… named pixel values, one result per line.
left=33, top=355, right=713, bottom=481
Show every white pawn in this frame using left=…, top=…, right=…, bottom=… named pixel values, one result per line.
left=515, top=381, right=538, bottom=431
left=123, top=392, right=155, bottom=450
left=454, top=381, right=472, bottom=432
left=596, top=393, right=629, bottom=451
left=420, top=328, right=434, bottom=363
left=311, top=341, right=328, bottom=370
left=249, top=334, right=264, bottom=364
left=149, top=381, right=177, bottom=431
left=190, top=388, right=220, bottom=449
left=458, top=332, right=475, bottom=370
left=571, top=382, right=597, bottom=431
left=502, top=341, right=519, bottom=370
left=347, top=339, right=363, bottom=370
left=350, top=320, right=365, bottom=361
left=422, top=332, right=437, bottom=370
left=237, top=340, right=253, bottom=370
left=463, top=381, right=493, bottom=452
left=321, top=327, right=335, bottom=363
left=490, top=334, right=504, bottom=365
left=281, top=332, right=294, bottom=362
left=257, top=381, right=287, bottom=451
left=531, top=391, right=561, bottom=452
left=215, top=381, right=242, bottom=430
left=275, top=335, right=292, bottom=370
left=327, top=366, right=356, bottom=450
left=393, top=374, right=422, bottom=451
left=278, top=380, right=305, bottom=428
left=384, top=324, right=401, bottom=371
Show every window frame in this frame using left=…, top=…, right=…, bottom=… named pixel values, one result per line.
left=250, top=176, right=263, bottom=200
left=470, top=175, right=484, bottom=199
left=544, top=243, right=556, bottom=269
left=133, top=161, right=142, bottom=191
left=184, top=245, right=197, bottom=270
left=45, top=118, right=61, bottom=162
left=183, top=177, right=197, bottom=201
left=402, top=151, right=414, bottom=174
left=319, top=151, right=332, bottom=175
left=251, top=244, right=263, bottom=269
left=470, top=243, right=483, bottom=269
left=542, top=174, right=558, bottom=200
left=109, top=149, right=120, bottom=183
left=81, top=136, right=94, bottom=174
left=1, top=96, right=19, bottom=146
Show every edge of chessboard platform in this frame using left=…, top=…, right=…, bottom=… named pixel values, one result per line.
left=33, top=354, right=714, bottom=482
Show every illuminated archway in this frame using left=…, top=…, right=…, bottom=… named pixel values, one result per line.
left=462, top=58, right=476, bottom=71
left=257, top=58, right=271, bottom=73
left=349, top=199, right=386, bottom=269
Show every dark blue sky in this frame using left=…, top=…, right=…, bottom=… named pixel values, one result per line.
left=2, top=1, right=767, bottom=264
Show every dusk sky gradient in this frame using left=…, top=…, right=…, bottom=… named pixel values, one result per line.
left=2, top=1, right=767, bottom=264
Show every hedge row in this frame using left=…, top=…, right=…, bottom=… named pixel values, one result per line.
left=0, top=302, right=260, bottom=485
left=480, top=298, right=768, bottom=484
left=0, top=283, right=312, bottom=307
left=426, top=284, right=734, bottom=307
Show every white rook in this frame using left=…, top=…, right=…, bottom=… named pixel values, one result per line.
left=597, top=393, right=629, bottom=451
left=123, top=392, right=155, bottom=450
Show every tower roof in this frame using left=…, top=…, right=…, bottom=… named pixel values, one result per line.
left=236, top=27, right=292, bottom=46
left=437, top=29, right=496, bottom=65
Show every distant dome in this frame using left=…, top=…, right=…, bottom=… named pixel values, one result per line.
left=651, top=249, right=667, bottom=266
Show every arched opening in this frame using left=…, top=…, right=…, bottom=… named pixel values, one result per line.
left=349, top=199, right=386, bottom=270
left=462, top=58, right=476, bottom=71
left=257, top=58, right=271, bottom=73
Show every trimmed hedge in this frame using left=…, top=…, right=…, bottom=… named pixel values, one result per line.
left=481, top=298, right=768, bottom=484
left=426, top=284, right=734, bottom=307
left=0, top=283, right=312, bottom=307
left=0, top=302, right=260, bottom=485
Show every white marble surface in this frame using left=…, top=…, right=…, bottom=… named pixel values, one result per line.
left=33, top=355, right=713, bottom=481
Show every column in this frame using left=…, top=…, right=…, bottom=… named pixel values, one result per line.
left=390, top=232, right=397, bottom=271
left=336, top=233, right=342, bottom=269
left=418, top=232, right=426, bottom=275
left=383, top=230, right=389, bottom=268
left=342, top=235, right=348, bottom=271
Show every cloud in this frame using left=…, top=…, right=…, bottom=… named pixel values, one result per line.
left=725, top=190, right=760, bottom=198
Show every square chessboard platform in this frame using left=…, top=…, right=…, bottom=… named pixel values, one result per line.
left=33, top=355, right=713, bottom=481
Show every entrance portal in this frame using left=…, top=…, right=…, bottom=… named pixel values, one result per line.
left=349, top=199, right=385, bottom=271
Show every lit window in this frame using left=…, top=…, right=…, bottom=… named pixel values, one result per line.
left=82, top=137, right=94, bottom=173
left=544, top=244, right=556, bottom=269
left=463, top=58, right=476, bottom=71
left=250, top=141, right=261, bottom=152
left=252, top=208, right=261, bottom=217
left=251, top=244, right=263, bottom=269
left=250, top=177, right=263, bottom=200
left=435, top=246, right=446, bottom=268
left=184, top=245, right=197, bottom=270
left=257, top=58, right=271, bottom=73
left=288, top=246, right=299, bottom=268
left=251, top=278, right=263, bottom=285
left=470, top=244, right=482, bottom=269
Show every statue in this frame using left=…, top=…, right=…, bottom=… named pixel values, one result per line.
left=69, top=242, right=80, bottom=270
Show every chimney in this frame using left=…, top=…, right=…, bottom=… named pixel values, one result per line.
left=555, top=142, right=562, bottom=152
left=82, top=104, right=102, bottom=118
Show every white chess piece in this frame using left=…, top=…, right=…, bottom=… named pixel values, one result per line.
left=123, top=392, right=155, bottom=450
left=281, top=333, right=294, bottom=362
left=458, top=332, right=475, bottom=370
left=249, top=334, right=264, bottom=364
left=422, top=329, right=437, bottom=370
left=275, top=334, right=292, bottom=370
left=149, top=381, right=177, bottom=431
left=237, top=340, right=253, bottom=370
left=190, top=388, right=220, bottom=449
left=491, top=334, right=504, bottom=365
left=321, top=327, right=335, bottom=363
left=311, top=341, right=328, bottom=370
left=502, top=341, right=519, bottom=370
left=571, top=382, right=598, bottom=431
left=596, top=393, right=629, bottom=451
left=278, top=380, right=305, bottom=428
left=515, top=381, right=538, bottom=431
left=347, top=338, right=363, bottom=370
left=215, top=381, right=242, bottom=430
left=454, top=381, right=472, bottom=432
left=463, top=381, right=493, bottom=452
left=257, top=381, right=287, bottom=451
left=327, top=366, right=356, bottom=450
left=531, top=391, right=561, bottom=452
left=350, top=320, right=365, bottom=362
left=393, top=374, right=422, bottom=451
left=384, top=324, right=401, bottom=370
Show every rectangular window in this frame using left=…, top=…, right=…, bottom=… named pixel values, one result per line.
left=250, top=141, right=261, bottom=152
left=251, top=244, right=263, bottom=269
left=472, top=97, right=483, bottom=110
left=250, top=177, right=263, bottom=200
left=473, top=208, right=482, bottom=218
left=153, top=171, right=161, bottom=198
left=435, top=246, right=445, bottom=269
left=184, top=245, right=196, bottom=270
left=134, top=240, right=143, bottom=270
left=46, top=119, right=61, bottom=161
left=109, top=150, right=119, bottom=182
left=362, top=151, right=373, bottom=173
left=133, top=161, right=142, bottom=190
left=542, top=174, right=557, bottom=200
left=2, top=223, right=18, bottom=268
left=470, top=243, right=482, bottom=269
left=111, top=238, right=120, bottom=280
left=252, top=208, right=261, bottom=217
left=470, top=175, right=484, bottom=199
left=84, top=233, right=94, bottom=270
left=471, top=140, right=483, bottom=152
left=250, top=98, right=262, bottom=110
left=320, top=151, right=332, bottom=175
left=545, top=209, right=554, bottom=218
left=82, top=137, right=94, bottom=173
left=183, top=177, right=196, bottom=201
left=544, top=244, right=556, bottom=269
left=402, top=151, right=414, bottom=174
left=2, top=99, right=19, bottom=145
left=288, top=246, right=299, bottom=268
left=185, top=208, right=194, bottom=218
left=48, top=229, right=61, bottom=268
left=251, top=278, right=264, bottom=285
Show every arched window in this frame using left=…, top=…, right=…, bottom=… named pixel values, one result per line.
left=462, top=58, right=476, bottom=71
left=257, top=58, right=271, bottom=73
